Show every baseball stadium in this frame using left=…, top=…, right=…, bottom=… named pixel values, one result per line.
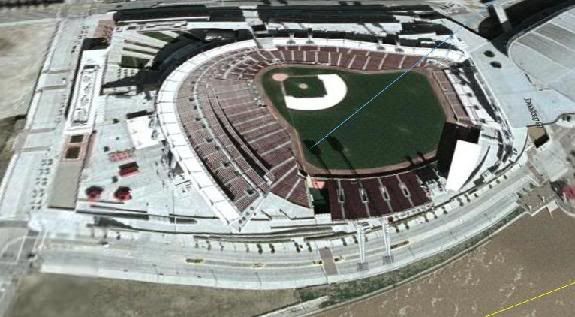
left=156, top=37, right=469, bottom=223
left=61, top=4, right=516, bottom=231
left=8, top=0, right=538, bottom=297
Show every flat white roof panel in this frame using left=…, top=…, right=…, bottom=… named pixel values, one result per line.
left=214, top=201, right=239, bottom=221
left=203, top=186, right=225, bottom=203
left=126, top=116, right=160, bottom=150
left=194, top=173, right=213, bottom=188
left=169, top=134, right=188, bottom=147
left=183, top=158, right=203, bottom=173
left=158, top=112, right=178, bottom=123
left=175, top=146, right=195, bottom=159
left=164, top=122, right=183, bottom=136
left=157, top=93, right=175, bottom=104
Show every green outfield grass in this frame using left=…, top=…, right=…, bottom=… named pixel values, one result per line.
left=261, top=67, right=445, bottom=170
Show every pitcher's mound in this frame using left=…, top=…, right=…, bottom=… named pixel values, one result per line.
left=272, top=73, right=288, bottom=81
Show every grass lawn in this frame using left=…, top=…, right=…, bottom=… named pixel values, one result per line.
left=283, top=76, right=327, bottom=98
left=261, top=66, right=445, bottom=170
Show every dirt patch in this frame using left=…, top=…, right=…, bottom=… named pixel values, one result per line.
left=316, top=209, right=575, bottom=317
left=0, top=21, right=57, bottom=119
left=0, top=117, right=24, bottom=183
left=8, top=273, right=298, bottom=317
left=0, top=38, right=12, bottom=51
left=272, top=72, right=288, bottom=81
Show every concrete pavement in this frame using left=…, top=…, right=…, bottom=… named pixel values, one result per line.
left=37, top=162, right=533, bottom=289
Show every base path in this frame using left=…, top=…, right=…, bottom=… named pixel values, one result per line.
left=284, top=74, right=347, bottom=111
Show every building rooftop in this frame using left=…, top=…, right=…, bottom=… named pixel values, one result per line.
left=48, top=161, right=83, bottom=209
left=509, top=7, right=575, bottom=107
left=445, top=19, right=575, bottom=128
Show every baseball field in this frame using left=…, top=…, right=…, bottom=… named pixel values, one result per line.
left=261, top=66, right=446, bottom=171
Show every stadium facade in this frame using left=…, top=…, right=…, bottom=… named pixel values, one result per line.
left=51, top=5, right=524, bottom=235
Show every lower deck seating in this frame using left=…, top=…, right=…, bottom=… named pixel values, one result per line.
left=176, top=43, right=441, bottom=216
left=324, top=170, right=431, bottom=220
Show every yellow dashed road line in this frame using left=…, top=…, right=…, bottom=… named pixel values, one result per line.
left=485, top=280, right=575, bottom=317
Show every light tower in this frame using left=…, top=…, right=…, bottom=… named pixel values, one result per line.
left=381, top=219, right=394, bottom=264
left=356, top=222, right=368, bottom=271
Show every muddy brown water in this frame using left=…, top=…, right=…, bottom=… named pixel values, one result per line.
left=317, top=209, right=575, bottom=317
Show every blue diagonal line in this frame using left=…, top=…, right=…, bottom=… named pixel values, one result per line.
left=311, top=34, right=455, bottom=149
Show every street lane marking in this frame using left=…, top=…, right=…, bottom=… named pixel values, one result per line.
left=484, top=279, right=575, bottom=316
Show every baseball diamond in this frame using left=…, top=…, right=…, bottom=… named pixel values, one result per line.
left=260, top=66, right=447, bottom=172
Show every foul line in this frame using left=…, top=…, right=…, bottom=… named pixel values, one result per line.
left=484, top=279, right=575, bottom=317
left=311, top=34, right=454, bottom=149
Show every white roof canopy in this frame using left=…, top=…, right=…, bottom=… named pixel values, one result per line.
left=446, top=140, right=482, bottom=192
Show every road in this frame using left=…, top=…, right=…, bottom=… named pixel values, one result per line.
left=0, top=227, right=38, bottom=317
left=0, top=0, right=493, bottom=25
left=38, top=162, right=532, bottom=289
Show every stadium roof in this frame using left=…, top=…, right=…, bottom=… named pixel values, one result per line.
left=113, top=6, right=244, bottom=23
left=446, top=140, right=482, bottom=192
left=126, top=116, right=160, bottom=150
left=48, top=161, right=83, bottom=209
left=444, top=19, right=575, bottom=127
left=509, top=7, right=575, bottom=106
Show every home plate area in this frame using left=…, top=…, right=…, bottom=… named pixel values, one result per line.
left=281, top=74, right=347, bottom=111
